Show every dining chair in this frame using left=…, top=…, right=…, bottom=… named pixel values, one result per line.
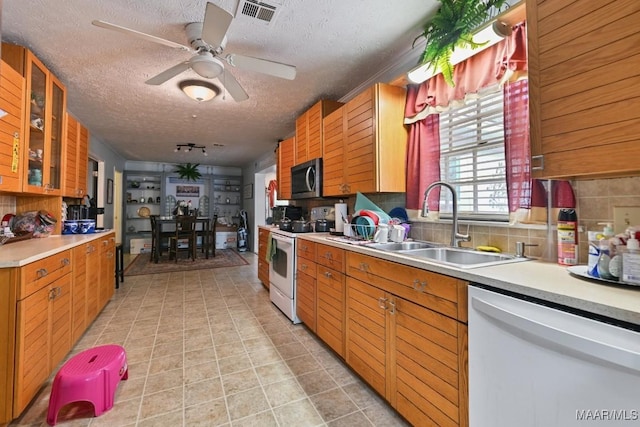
left=168, top=215, right=197, bottom=262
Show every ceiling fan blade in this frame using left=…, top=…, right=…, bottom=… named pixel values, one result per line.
left=91, top=20, right=191, bottom=52
left=221, top=69, right=249, bottom=102
left=201, top=2, right=234, bottom=48
left=226, top=54, right=296, bottom=80
left=145, top=61, right=190, bottom=85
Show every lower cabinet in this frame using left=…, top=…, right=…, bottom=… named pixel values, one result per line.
left=257, top=228, right=270, bottom=288
left=294, top=238, right=470, bottom=427
left=98, top=235, right=115, bottom=311
left=0, top=232, right=117, bottom=424
left=345, top=251, right=469, bottom=427
left=296, top=240, right=317, bottom=331
left=14, top=250, right=72, bottom=415
left=315, top=244, right=346, bottom=358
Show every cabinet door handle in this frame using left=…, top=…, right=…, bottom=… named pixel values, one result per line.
left=531, top=154, right=544, bottom=171
left=37, top=268, right=48, bottom=278
left=324, top=271, right=332, bottom=278
left=389, top=299, right=396, bottom=315
left=377, top=297, right=388, bottom=310
left=48, top=288, right=56, bottom=300
left=412, top=279, right=426, bottom=293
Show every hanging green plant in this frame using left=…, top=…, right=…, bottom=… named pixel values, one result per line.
left=414, top=0, right=508, bottom=87
left=174, top=163, right=201, bottom=181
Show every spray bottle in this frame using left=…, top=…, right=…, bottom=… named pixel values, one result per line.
left=557, top=208, right=578, bottom=266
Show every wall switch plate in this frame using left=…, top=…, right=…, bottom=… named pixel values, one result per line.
left=613, top=206, right=640, bottom=234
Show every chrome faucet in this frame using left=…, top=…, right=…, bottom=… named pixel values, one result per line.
left=421, top=181, right=470, bottom=247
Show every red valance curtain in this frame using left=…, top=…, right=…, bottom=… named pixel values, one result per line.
left=405, top=22, right=528, bottom=213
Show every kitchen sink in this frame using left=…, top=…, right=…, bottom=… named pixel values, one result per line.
left=398, top=247, right=529, bottom=269
left=368, top=241, right=438, bottom=251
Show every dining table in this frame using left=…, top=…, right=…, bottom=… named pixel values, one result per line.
left=152, top=216, right=212, bottom=263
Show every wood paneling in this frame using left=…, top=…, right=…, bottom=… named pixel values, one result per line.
left=529, top=0, right=640, bottom=179
left=0, top=60, right=25, bottom=193
left=276, top=137, right=294, bottom=200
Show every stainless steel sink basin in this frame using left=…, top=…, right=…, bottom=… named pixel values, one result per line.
left=399, top=247, right=528, bottom=269
left=368, top=241, right=438, bottom=251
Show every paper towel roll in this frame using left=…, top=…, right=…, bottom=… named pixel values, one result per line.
left=335, top=203, right=348, bottom=233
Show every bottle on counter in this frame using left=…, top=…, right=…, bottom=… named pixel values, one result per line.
left=557, top=208, right=578, bottom=266
left=622, top=235, right=640, bottom=285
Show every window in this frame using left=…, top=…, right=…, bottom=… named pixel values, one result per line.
left=438, top=85, right=508, bottom=221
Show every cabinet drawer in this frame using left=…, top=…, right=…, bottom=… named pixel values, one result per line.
left=20, top=250, right=72, bottom=299
left=346, top=252, right=467, bottom=322
left=297, top=239, right=316, bottom=261
left=297, top=258, right=316, bottom=279
left=316, top=244, right=344, bottom=271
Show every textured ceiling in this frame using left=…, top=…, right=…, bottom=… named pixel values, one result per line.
left=2, top=0, right=438, bottom=167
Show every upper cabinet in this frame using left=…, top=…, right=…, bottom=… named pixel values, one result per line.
left=2, top=43, right=66, bottom=195
left=295, top=100, right=342, bottom=165
left=527, top=0, right=640, bottom=179
left=277, top=136, right=295, bottom=200
left=323, top=83, right=408, bottom=196
left=0, top=59, right=25, bottom=193
left=63, top=113, right=89, bottom=198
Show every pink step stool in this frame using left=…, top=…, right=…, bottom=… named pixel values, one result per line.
left=47, top=344, right=128, bottom=426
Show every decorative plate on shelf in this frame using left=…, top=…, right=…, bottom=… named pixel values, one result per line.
left=137, top=207, right=151, bottom=218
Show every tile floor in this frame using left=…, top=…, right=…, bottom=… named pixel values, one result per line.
left=10, top=252, right=410, bottom=426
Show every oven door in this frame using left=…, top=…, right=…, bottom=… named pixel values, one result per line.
left=269, top=233, right=295, bottom=298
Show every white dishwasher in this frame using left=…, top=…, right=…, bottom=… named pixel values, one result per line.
left=469, top=285, right=640, bottom=427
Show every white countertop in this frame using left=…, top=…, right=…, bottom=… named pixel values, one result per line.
left=0, top=231, right=115, bottom=267
left=285, top=231, right=640, bottom=326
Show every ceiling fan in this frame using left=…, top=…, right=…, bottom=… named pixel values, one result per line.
left=92, top=2, right=296, bottom=102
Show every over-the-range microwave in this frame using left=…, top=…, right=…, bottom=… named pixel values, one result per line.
left=290, top=158, right=322, bottom=199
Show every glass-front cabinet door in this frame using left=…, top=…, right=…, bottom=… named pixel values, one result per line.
left=25, top=55, right=47, bottom=192
left=23, top=51, right=65, bottom=194
left=48, top=75, right=65, bottom=194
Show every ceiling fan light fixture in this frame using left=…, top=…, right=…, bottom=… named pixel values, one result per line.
left=179, top=80, right=219, bottom=102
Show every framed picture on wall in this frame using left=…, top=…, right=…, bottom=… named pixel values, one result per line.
left=176, top=185, right=200, bottom=197
left=244, top=184, right=253, bottom=199
left=106, top=178, right=113, bottom=204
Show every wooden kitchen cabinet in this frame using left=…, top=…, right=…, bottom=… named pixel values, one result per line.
left=345, top=251, right=468, bottom=427
left=527, top=0, right=640, bottom=179
left=71, top=244, right=87, bottom=344
left=276, top=136, right=294, bottom=200
left=323, top=83, right=408, bottom=196
left=0, top=234, right=117, bottom=424
left=257, top=227, right=270, bottom=288
left=14, top=250, right=72, bottom=416
left=85, top=239, right=100, bottom=321
left=296, top=240, right=317, bottom=331
left=315, top=243, right=346, bottom=358
left=2, top=43, right=66, bottom=195
left=0, top=59, right=26, bottom=193
left=63, top=113, right=89, bottom=198
left=98, top=234, right=116, bottom=311
left=295, top=100, right=342, bottom=165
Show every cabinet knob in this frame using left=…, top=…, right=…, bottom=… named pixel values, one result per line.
left=61, top=258, right=70, bottom=266
left=324, top=252, right=332, bottom=260
left=37, top=268, right=48, bottom=278
left=301, top=264, right=307, bottom=271
left=324, top=271, right=332, bottom=278
left=412, top=279, right=426, bottom=293
left=359, top=262, right=369, bottom=272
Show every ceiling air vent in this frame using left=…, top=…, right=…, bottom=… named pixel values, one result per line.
left=237, top=0, right=282, bottom=25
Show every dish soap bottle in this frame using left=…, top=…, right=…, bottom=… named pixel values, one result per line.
left=622, top=234, right=640, bottom=285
